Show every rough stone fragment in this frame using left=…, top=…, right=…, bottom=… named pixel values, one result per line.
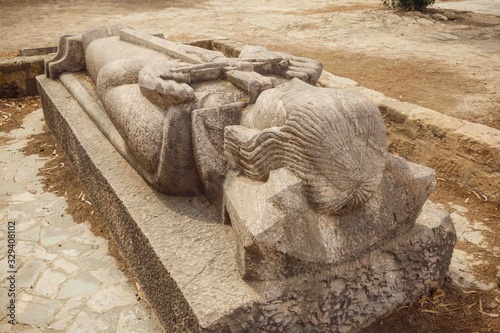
left=224, top=154, right=436, bottom=280
left=45, top=35, right=85, bottom=79
left=192, top=102, right=244, bottom=209
left=432, top=13, right=449, bottom=21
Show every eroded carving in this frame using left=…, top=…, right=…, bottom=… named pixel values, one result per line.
left=45, top=26, right=322, bottom=196
left=42, top=26, right=456, bottom=332
left=225, top=78, right=386, bottom=215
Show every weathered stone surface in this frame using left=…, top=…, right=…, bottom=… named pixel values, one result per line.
left=17, top=260, right=47, bottom=288
left=44, top=26, right=323, bottom=197
left=38, top=26, right=456, bottom=332
left=0, top=55, right=48, bottom=98
left=34, top=269, right=67, bottom=298
left=226, top=78, right=387, bottom=216
left=17, top=293, right=61, bottom=326
left=38, top=69, right=456, bottom=332
left=224, top=154, right=436, bottom=280
left=0, top=108, right=165, bottom=332
left=87, top=284, right=137, bottom=313
left=45, top=35, right=85, bottom=80
left=57, top=272, right=101, bottom=299
left=192, top=102, right=244, bottom=210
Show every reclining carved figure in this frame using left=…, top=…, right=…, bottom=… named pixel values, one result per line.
left=46, top=26, right=440, bottom=281
left=45, top=26, right=322, bottom=196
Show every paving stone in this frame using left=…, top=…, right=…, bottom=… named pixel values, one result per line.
left=88, top=284, right=138, bottom=313
left=0, top=287, right=9, bottom=310
left=0, top=96, right=173, bottom=332
left=71, top=224, right=107, bottom=246
left=13, top=165, right=43, bottom=183
left=57, top=271, right=101, bottom=299
left=17, top=293, right=61, bottom=326
left=45, top=214, right=78, bottom=229
left=52, top=257, right=80, bottom=275
left=67, top=311, right=120, bottom=333
left=16, top=260, right=47, bottom=289
left=16, top=240, right=57, bottom=261
left=41, top=225, right=76, bottom=246
left=5, top=210, right=32, bottom=224
left=12, top=328, right=44, bottom=333
left=17, top=225, right=41, bottom=241
left=45, top=196, right=68, bottom=213
left=451, top=212, right=490, bottom=246
left=51, top=240, right=94, bottom=257
left=9, top=203, right=44, bottom=219
left=449, top=249, right=496, bottom=290
left=90, top=265, right=127, bottom=284
left=9, top=192, right=37, bottom=204
left=15, top=218, right=39, bottom=233
left=54, top=298, right=83, bottom=320
left=0, top=324, right=13, bottom=332
left=116, top=304, right=163, bottom=333
left=79, top=248, right=114, bottom=271
left=49, top=309, right=79, bottom=331
left=3, top=159, right=23, bottom=172
left=34, top=269, right=67, bottom=298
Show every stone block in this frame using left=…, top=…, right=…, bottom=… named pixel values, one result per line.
left=36, top=28, right=457, bottom=332
left=37, top=72, right=456, bottom=332
left=0, top=55, right=48, bottom=98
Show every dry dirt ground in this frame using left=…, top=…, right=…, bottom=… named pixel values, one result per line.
left=1, top=0, right=499, bottom=332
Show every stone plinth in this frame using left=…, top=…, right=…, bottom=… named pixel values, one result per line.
left=37, top=73, right=456, bottom=332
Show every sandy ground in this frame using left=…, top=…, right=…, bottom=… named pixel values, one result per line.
left=0, top=0, right=499, bottom=129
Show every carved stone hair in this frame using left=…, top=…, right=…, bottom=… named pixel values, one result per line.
left=225, top=79, right=387, bottom=215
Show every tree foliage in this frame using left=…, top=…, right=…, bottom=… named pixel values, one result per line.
left=381, top=0, right=435, bottom=11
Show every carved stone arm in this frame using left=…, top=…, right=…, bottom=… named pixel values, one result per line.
left=238, top=45, right=323, bottom=85
left=138, top=60, right=196, bottom=105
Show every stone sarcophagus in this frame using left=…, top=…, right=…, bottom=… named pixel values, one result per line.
left=37, top=26, right=456, bottom=333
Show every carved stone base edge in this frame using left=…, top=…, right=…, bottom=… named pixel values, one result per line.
left=36, top=74, right=456, bottom=333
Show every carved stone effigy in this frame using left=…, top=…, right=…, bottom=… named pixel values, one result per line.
left=39, top=26, right=456, bottom=332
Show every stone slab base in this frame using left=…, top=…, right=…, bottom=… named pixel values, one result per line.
left=0, top=55, right=51, bottom=98
left=37, top=74, right=456, bottom=332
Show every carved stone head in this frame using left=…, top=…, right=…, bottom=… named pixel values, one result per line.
left=225, top=78, right=387, bottom=215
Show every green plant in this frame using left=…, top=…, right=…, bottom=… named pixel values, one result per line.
left=381, top=0, right=435, bottom=11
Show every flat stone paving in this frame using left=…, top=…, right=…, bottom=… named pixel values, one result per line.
left=0, top=109, right=163, bottom=332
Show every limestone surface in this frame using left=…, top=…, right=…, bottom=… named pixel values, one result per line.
left=44, top=26, right=323, bottom=197
left=38, top=26, right=457, bottom=332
